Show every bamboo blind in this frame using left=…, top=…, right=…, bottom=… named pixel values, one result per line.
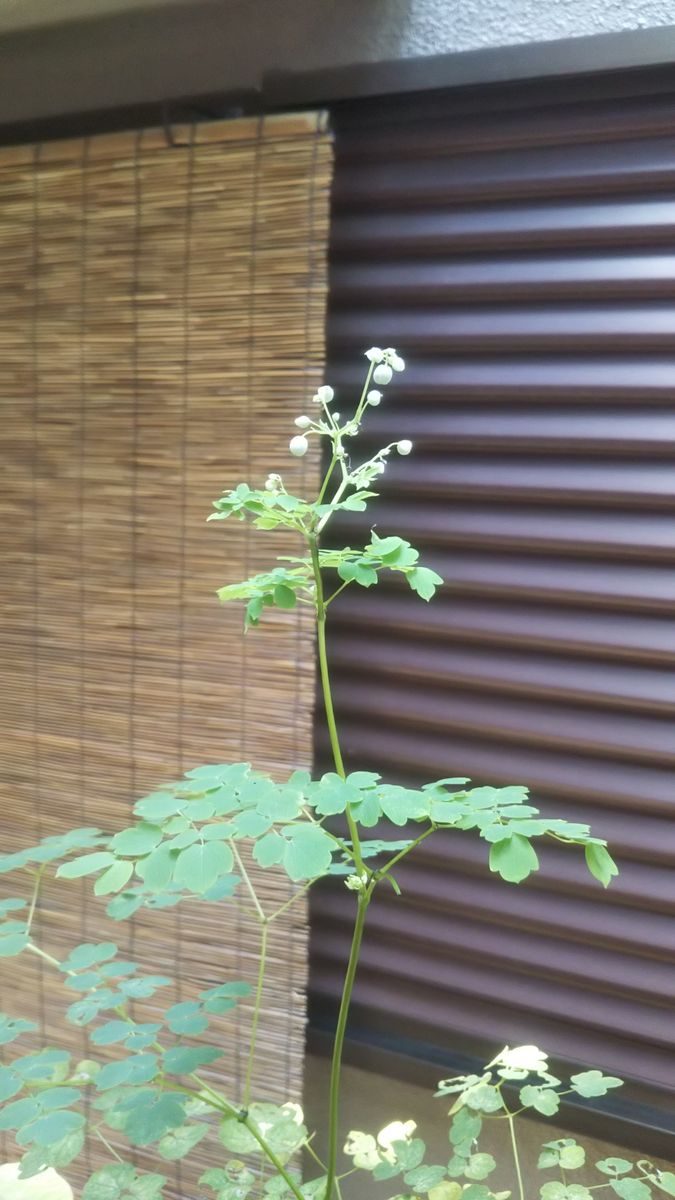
left=0, top=112, right=332, bottom=1195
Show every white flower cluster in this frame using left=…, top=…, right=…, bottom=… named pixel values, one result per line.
left=344, top=1119, right=417, bottom=1170
left=365, top=345, right=405, bottom=386
left=287, top=350, right=411, bottom=461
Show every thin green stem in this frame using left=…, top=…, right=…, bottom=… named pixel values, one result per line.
left=244, top=919, right=268, bottom=1107
left=309, top=534, right=365, bottom=877
left=26, top=941, right=66, bottom=972
left=324, top=579, right=351, bottom=607
left=93, top=1125, right=125, bottom=1163
left=268, top=878, right=314, bottom=923
left=230, top=840, right=267, bottom=922
left=506, top=1110, right=525, bottom=1200
left=376, top=827, right=436, bottom=881
left=26, top=866, right=46, bottom=937
left=317, top=451, right=339, bottom=505
left=323, top=890, right=371, bottom=1200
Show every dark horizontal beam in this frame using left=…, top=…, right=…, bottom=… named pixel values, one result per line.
left=265, top=24, right=675, bottom=108
left=2, top=22, right=675, bottom=148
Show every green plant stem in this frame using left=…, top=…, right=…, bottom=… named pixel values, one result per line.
left=244, top=918, right=268, bottom=1107
left=93, top=1125, right=125, bottom=1163
left=377, top=827, right=436, bottom=880
left=506, top=1111, right=525, bottom=1200
left=323, top=889, right=371, bottom=1200
left=309, top=534, right=365, bottom=877
left=26, top=866, right=45, bottom=937
left=230, top=840, right=267, bottom=922
left=268, top=878, right=313, bottom=923
left=26, top=941, right=66, bottom=972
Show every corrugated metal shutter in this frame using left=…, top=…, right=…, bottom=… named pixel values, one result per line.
left=309, top=71, right=675, bottom=1137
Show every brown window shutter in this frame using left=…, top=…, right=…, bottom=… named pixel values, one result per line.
left=310, top=70, right=675, bottom=1147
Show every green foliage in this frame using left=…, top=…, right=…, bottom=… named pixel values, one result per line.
left=0, top=347, right=624, bottom=1200
left=82, top=1165, right=166, bottom=1199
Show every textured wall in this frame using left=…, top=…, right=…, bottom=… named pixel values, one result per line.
left=393, top=0, right=675, bottom=55
left=1, top=0, right=675, bottom=126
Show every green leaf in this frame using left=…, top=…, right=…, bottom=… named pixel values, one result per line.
left=173, top=842, right=234, bottom=893
left=520, top=1085, right=560, bottom=1116
left=0, top=1065, right=22, bottom=1101
left=253, top=831, right=286, bottom=868
left=0, top=932, right=28, bottom=956
left=0, top=1014, right=38, bottom=1044
left=273, top=584, right=297, bottom=609
left=654, top=1174, right=675, bottom=1197
left=157, top=1122, right=208, bottom=1160
left=64, top=943, right=118, bottom=971
left=539, top=1140, right=585, bottom=1171
left=164, top=1001, right=209, bottom=1036
left=117, top=1089, right=187, bottom=1146
left=136, top=845, right=176, bottom=892
left=585, top=843, right=619, bottom=888
left=96, top=1054, right=159, bottom=1091
left=407, top=566, right=444, bottom=601
left=597, top=1161, right=634, bottom=1177
left=489, top=833, right=539, bottom=883
left=404, top=1164, right=446, bottom=1190
left=112, top=824, right=163, bottom=857
left=83, top=1164, right=166, bottom=1200
left=282, top=825, right=334, bottom=881
left=57, top=852, right=115, bottom=879
left=163, top=1046, right=222, bottom=1075
left=0, top=1097, right=40, bottom=1130
left=610, top=1182, right=652, bottom=1200
left=18, top=1109, right=85, bottom=1148
left=19, top=1126, right=85, bottom=1178
left=95, top=860, right=134, bottom=896
left=465, top=1153, right=496, bottom=1181
left=569, top=1070, right=622, bottom=1098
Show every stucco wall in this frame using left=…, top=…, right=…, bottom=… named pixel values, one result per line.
left=1, top=0, right=675, bottom=127
left=394, top=0, right=675, bottom=55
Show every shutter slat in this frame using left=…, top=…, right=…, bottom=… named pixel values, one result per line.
left=312, top=73, right=675, bottom=1131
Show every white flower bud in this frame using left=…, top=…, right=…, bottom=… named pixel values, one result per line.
left=396, top=439, right=413, bottom=455
left=344, top=872, right=368, bottom=892
left=373, top=364, right=393, bottom=386
left=317, top=385, right=334, bottom=402
left=365, top=347, right=384, bottom=363
left=390, top=353, right=405, bottom=372
left=367, top=390, right=382, bottom=406
left=264, top=473, right=282, bottom=491
left=289, top=435, right=309, bottom=457
left=294, top=415, right=311, bottom=429
left=333, top=412, right=341, bottom=422
left=374, top=461, right=386, bottom=474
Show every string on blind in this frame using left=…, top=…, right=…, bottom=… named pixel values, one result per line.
left=0, top=112, right=331, bottom=1195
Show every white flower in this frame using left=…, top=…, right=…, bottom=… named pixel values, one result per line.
left=289, top=435, right=309, bottom=457
left=396, top=439, right=413, bottom=455
left=0, top=1164, right=73, bottom=1200
left=373, top=363, right=393, bottom=386
left=294, top=415, right=311, bottom=429
left=264, top=473, right=282, bottom=491
left=344, top=872, right=368, bottom=892
left=365, top=347, right=384, bottom=363
left=494, top=1045, right=549, bottom=1075
left=366, top=390, right=382, bottom=406
left=316, top=385, right=334, bottom=402
left=344, top=1131, right=380, bottom=1170
left=377, top=1119, right=417, bottom=1161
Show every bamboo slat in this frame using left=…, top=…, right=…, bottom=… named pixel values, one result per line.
left=0, top=111, right=332, bottom=1196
